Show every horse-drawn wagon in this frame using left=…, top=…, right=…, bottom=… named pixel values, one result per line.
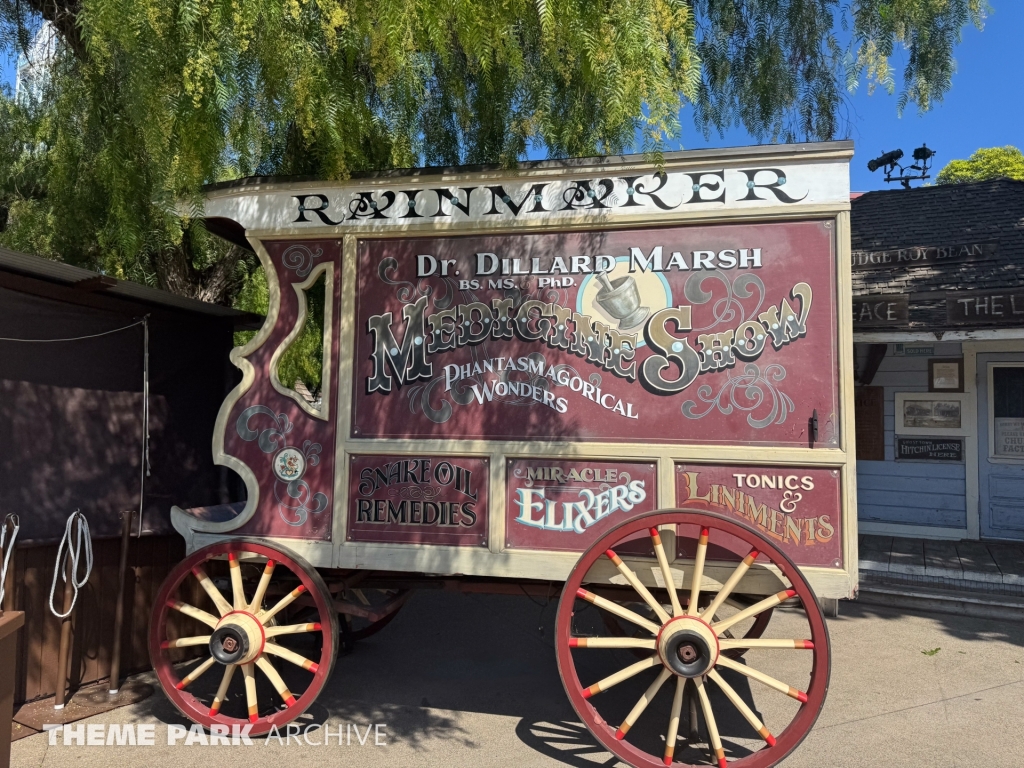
left=152, top=142, right=858, bottom=767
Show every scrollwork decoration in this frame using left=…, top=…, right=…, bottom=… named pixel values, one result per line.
left=236, top=404, right=329, bottom=527
left=236, top=405, right=291, bottom=452
left=681, top=363, right=794, bottom=429
left=683, top=269, right=765, bottom=332
left=387, top=485, right=442, bottom=501
left=281, top=244, right=323, bottom=278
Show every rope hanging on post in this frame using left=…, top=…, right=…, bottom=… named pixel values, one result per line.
left=0, top=513, right=19, bottom=607
left=49, top=510, right=94, bottom=619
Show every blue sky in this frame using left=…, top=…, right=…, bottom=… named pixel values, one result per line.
left=675, top=2, right=1023, bottom=192
left=2, top=2, right=1017, bottom=193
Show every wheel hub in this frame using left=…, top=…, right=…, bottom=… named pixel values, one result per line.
left=656, top=616, right=719, bottom=678
left=209, top=611, right=265, bottom=665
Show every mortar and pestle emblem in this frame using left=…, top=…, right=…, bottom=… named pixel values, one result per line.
left=594, top=272, right=650, bottom=330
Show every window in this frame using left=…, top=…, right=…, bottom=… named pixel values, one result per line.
left=273, top=268, right=331, bottom=419
left=992, top=365, right=1024, bottom=459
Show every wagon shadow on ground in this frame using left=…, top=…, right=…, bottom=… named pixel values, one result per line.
left=320, top=590, right=775, bottom=763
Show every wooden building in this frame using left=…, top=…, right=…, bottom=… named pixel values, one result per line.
left=851, top=179, right=1024, bottom=542
left=0, top=246, right=258, bottom=704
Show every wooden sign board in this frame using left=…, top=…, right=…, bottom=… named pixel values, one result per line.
left=505, top=459, right=659, bottom=552
left=947, top=289, right=1024, bottom=325
left=351, top=222, right=838, bottom=446
left=675, top=464, right=843, bottom=568
left=852, top=242, right=997, bottom=271
left=852, top=294, right=908, bottom=328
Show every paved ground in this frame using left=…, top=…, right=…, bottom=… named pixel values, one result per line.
left=11, top=589, right=1024, bottom=767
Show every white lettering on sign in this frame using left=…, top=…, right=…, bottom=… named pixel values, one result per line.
left=514, top=481, right=647, bottom=533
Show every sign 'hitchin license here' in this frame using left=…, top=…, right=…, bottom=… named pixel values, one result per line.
left=896, top=437, right=964, bottom=462
left=675, top=464, right=842, bottom=568
left=505, top=459, right=659, bottom=552
left=351, top=221, right=838, bottom=446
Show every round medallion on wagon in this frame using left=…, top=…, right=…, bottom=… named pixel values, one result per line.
left=273, top=447, right=306, bottom=482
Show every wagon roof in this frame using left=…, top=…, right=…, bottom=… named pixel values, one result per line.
left=203, top=141, right=855, bottom=194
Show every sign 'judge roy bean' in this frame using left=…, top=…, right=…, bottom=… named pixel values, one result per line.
left=353, top=221, right=838, bottom=446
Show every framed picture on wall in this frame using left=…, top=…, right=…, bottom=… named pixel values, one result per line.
left=895, top=392, right=970, bottom=436
left=929, top=358, right=964, bottom=392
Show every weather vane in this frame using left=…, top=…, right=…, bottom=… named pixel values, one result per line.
left=867, top=144, right=937, bottom=189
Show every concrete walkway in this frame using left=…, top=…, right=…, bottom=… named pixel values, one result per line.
left=11, top=590, right=1024, bottom=768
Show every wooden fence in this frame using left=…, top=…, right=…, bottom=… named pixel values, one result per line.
left=2, top=534, right=184, bottom=705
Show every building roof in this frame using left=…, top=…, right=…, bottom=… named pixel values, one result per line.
left=0, top=246, right=263, bottom=329
left=851, top=178, right=1024, bottom=330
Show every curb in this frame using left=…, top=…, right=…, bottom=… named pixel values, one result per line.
left=857, top=583, right=1024, bottom=623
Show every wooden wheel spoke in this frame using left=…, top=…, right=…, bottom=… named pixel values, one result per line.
left=257, top=583, right=308, bottom=624
left=209, top=664, right=236, bottom=716
left=695, top=676, right=727, bottom=768
left=716, top=655, right=808, bottom=703
left=649, top=528, right=683, bottom=617
left=605, top=549, right=671, bottom=624
left=264, top=622, right=323, bottom=638
left=175, top=656, right=216, bottom=690
left=242, top=663, right=258, bottom=723
left=711, top=589, right=796, bottom=636
left=581, top=655, right=660, bottom=699
left=160, top=635, right=211, bottom=650
left=700, top=547, right=760, bottom=622
left=262, top=642, right=320, bottom=673
left=569, top=637, right=656, bottom=650
left=166, top=599, right=219, bottom=629
left=616, top=668, right=671, bottom=740
left=687, top=527, right=710, bottom=617
left=719, top=638, right=814, bottom=651
left=663, top=676, right=685, bottom=765
left=255, top=656, right=297, bottom=707
left=575, top=588, right=661, bottom=635
left=708, top=669, right=775, bottom=747
left=191, top=565, right=232, bottom=617
left=248, top=559, right=275, bottom=613
left=228, top=553, right=246, bottom=610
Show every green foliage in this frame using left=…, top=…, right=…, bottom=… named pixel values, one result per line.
left=234, top=267, right=326, bottom=394
left=276, top=274, right=326, bottom=396
left=233, top=262, right=269, bottom=349
left=0, top=0, right=989, bottom=315
left=937, top=146, right=1024, bottom=185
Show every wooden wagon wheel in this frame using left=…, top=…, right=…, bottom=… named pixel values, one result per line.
left=150, top=539, right=339, bottom=736
left=556, top=510, right=830, bottom=768
left=333, top=587, right=409, bottom=641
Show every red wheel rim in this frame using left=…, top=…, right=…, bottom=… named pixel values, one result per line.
left=150, top=539, right=338, bottom=736
left=555, top=509, right=830, bottom=768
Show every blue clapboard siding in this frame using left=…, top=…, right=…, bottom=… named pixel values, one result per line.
left=855, top=342, right=967, bottom=529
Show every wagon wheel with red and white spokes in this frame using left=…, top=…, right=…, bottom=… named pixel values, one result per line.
left=556, top=510, right=830, bottom=768
left=150, top=539, right=339, bottom=736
